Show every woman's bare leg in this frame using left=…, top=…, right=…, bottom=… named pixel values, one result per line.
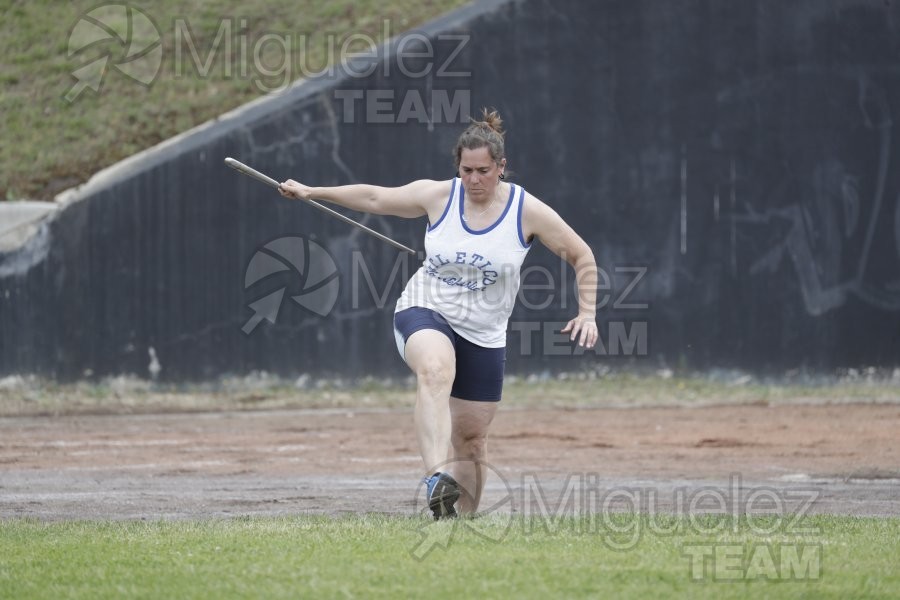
left=402, top=329, right=456, bottom=474
left=449, top=397, right=498, bottom=514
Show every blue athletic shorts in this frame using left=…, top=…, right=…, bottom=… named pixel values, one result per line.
left=393, top=307, right=506, bottom=402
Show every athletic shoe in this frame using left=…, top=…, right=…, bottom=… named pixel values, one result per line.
left=423, top=472, right=460, bottom=520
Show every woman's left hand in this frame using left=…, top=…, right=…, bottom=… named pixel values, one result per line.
left=561, top=314, right=599, bottom=348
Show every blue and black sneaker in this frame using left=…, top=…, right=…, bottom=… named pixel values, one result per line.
left=423, top=472, right=460, bottom=520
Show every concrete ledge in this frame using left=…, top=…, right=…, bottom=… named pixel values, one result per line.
left=0, top=201, right=57, bottom=251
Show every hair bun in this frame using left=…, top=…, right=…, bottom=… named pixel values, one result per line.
left=477, top=108, right=504, bottom=137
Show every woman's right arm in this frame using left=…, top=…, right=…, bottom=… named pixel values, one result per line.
left=278, top=178, right=450, bottom=220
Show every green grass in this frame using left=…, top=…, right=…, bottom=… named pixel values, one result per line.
left=1, top=371, right=898, bottom=416
left=0, top=0, right=469, bottom=201
left=503, top=372, right=900, bottom=408
left=1, top=515, right=898, bottom=598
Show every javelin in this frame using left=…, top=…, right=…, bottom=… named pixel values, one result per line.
left=224, top=157, right=417, bottom=255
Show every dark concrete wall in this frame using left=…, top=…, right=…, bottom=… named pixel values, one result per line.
left=2, top=0, right=900, bottom=380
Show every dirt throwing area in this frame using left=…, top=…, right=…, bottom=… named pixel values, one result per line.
left=1, top=403, right=899, bottom=520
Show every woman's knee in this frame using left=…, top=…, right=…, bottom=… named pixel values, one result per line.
left=405, top=330, right=455, bottom=392
left=414, top=358, right=455, bottom=392
left=452, top=432, right=487, bottom=459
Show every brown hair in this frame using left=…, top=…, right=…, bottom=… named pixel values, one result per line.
left=453, top=107, right=506, bottom=169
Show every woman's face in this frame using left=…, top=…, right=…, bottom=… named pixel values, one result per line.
left=459, top=147, right=506, bottom=201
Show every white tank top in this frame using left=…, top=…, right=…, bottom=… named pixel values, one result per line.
left=395, top=178, right=532, bottom=347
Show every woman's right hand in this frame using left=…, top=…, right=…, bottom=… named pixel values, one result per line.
left=278, top=179, right=313, bottom=201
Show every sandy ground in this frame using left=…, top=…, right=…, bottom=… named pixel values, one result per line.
left=1, top=403, right=899, bottom=521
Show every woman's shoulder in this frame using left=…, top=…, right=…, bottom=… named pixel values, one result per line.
left=403, top=178, right=456, bottom=205
left=518, top=187, right=566, bottom=240
left=394, top=178, right=456, bottom=221
left=517, top=187, right=551, bottom=216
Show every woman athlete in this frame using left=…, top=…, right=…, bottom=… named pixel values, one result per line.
left=279, top=109, right=598, bottom=519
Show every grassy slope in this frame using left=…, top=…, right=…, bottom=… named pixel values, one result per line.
left=1, top=515, right=898, bottom=599
left=0, top=0, right=469, bottom=200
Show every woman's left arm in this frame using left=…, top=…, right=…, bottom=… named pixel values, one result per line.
left=523, top=195, right=599, bottom=348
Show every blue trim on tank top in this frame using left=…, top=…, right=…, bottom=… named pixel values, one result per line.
left=427, top=178, right=456, bottom=232
left=459, top=182, right=516, bottom=235
left=516, top=186, right=532, bottom=248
